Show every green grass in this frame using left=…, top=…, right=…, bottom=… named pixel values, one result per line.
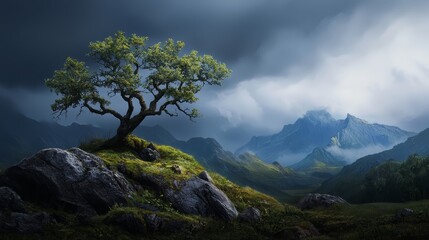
left=306, top=199, right=429, bottom=239
left=5, top=135, right=429, bottom=239
left=90, top=137, right=429, bottom=239
left=86, top=136, right=316, bottom=239
left=211, top=173, right=284, bottom=214
left=91, top=136, right=204, bottom=184
left=89, top=135, right=287, bottom=215
left=130, top=189, right=176, bottom=213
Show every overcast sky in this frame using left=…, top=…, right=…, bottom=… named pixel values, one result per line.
left=2, top=0, right=429, bottom=150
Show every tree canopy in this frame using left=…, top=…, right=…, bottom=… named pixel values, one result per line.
left=363, top=155, right=429, bottom=202
left=46, top=32, right=231, bottom=144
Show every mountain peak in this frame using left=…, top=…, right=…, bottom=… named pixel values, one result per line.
left=304, top=110, right=331, bottom=118
left=345, top=113, right=368, bottom=124
left=302, top=110, right=336, bottom=125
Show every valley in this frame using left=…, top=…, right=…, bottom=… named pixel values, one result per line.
left=1, top=108, right=426, bottom=205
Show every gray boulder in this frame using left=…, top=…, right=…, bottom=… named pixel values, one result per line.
left=396, top=208, right=414, bottom=217
left=144, top=213, right=162, bottom=233
left=198, top=170, right=213, bottom=183
left=171, top=164, right=182, bottom=174
left=393, top=208, right=414, bottom=222
left=138, top=144, right=161, bottom=162
left=0, top=187, right=27, bottom=213
left=1, top=148, right=134, bottom=215
left=298, top=193, right=348, bottom=210
left=0, top=212, right=52, bottom=233
left=238, top=207, right=261, bottom=223
left=165, top=172, right=238, bottom=221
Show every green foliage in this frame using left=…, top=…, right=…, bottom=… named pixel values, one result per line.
left=131, top=190, right=176, bottom=213
left=46, top=57, right=95, bottom=115
left=45, top=31, right=231, bottom=129
left=104, top=205, right=202, bottom=228
left=96, top=148, right=204, bottom=184
left=90, top=136, right=309, bottom=239
left=79, top=138, right=106, bottom=152
left=10, top=135, right=429, bottom=239
left=305, top=199, right=429, bottom=239
left=105, top=206, right=146, bottom=225
left=363, top=155, right=429, bottom=202
left=210, top=173, right=284, bottom=214
left=90, top=135, right=290, bottom=214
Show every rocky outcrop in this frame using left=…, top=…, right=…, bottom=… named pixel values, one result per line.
left=136, top=171, right=237, bottom=221
left=0, top=212, right=52, bottom=233
left=0, top=187, right=27, bottom=213
left=0, top=187, right=52, bottom=233
left=198, top=171, right=213, bottom=183
left=138, top=143, right=161, bottom=162
left=171, top=164, right=182, bottom=174
left=393, top=208, right=414, bottom=222
left=238, top=207, right=261, bottom=223
left=165, top=172, right=238, bottom=221
left=1, top=148, right=134, bottom=215
left=144, top=213, right=162, bottom=233
left=298, top=193, right=348, bottom=210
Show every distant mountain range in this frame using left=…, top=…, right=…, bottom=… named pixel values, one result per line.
left=319, top=128, right=429, bottom=202
left=236, top=110, right=415, bottom=167
left=290, top=147, right=346, bottom=176
left=135, top=129, right=320, bottom=201
left=0, top=98, right=105, bottom=167
left=0, top=103, right=319, bottom=201
left=3, top=102, right=423, bottom=203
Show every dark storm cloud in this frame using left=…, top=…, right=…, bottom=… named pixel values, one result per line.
left=2, top=0, right=429, bottom=151
left=0, top=0, right=359, bottom=89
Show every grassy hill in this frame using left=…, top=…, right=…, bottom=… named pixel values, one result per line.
left=319, top=128, right=429, bottom=202
left=1, top=135, right=308, bottom=239
left=73, top=137, right=429, bottom=239
left=304, top=199, right=429, bottom=239
left=290, top=147, right=346, bottom=176
left=134, top=129, right=321, bottom=202
left=2, top=135, right=429, bottom=239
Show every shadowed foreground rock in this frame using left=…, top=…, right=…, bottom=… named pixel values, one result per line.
left=0, top=212, right=52, bottom=233
left=238, top=207, right=261, bottom=223
left=393, top=208, right=414, bottom=222
left=0, top=187, right=52, bottom=233
left=138, top=143, right=161, bottom=162
left=0, top=148, right=134, bottom=215
left=165, top=172, right=238, bottom=221
left=298, top=193, right=348, bottom=210
left=0, top=187, right=27, bottom=213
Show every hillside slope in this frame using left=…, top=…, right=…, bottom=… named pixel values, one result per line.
left=290, top=147, right=346, bottom=175
left=135, top=130, right=320, bottom=201
left=319, top=128, right=429, bottom=202
left=0, top=99, right=104, bottom=167
left=1, top=136, right=315, bottom=239
left=2, top=136, right=429, bottom=239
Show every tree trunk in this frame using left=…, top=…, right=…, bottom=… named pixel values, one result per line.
left=104, top=116, right=145, bottom=147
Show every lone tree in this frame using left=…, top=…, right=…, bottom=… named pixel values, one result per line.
left=46, top=32, right=230, bottom=145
